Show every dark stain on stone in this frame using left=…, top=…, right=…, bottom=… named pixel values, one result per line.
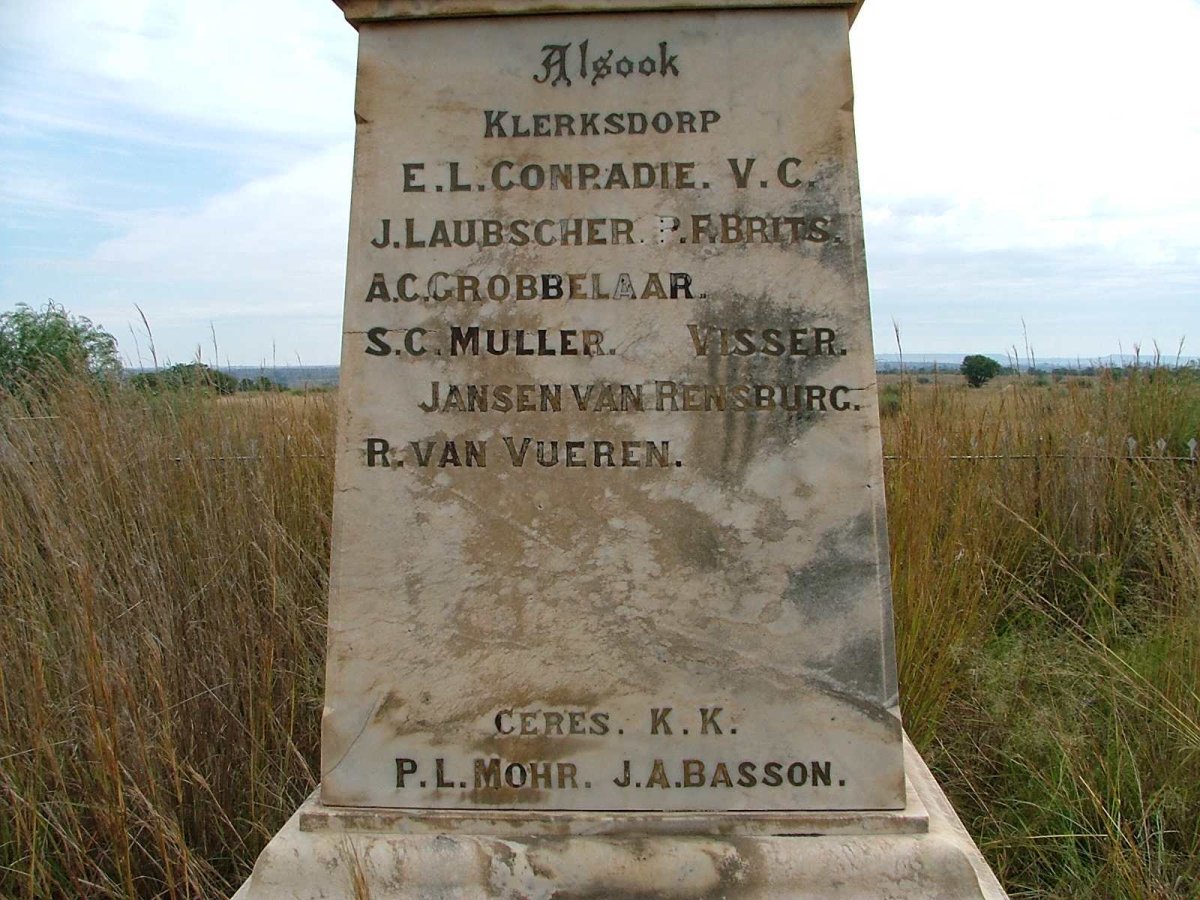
left=783, top=510, right=875, bottom=624
left=815, top=632, right=885, bottom=700
left=466, top=783, right=548, bottom=807
left=519, top=836, right=769, bottom=899
left=801, top=672, right=904, bottom=730
left=489, top=839, right=517, bottom=872
left=469, top=733, right=581, bottom=761
left=722, top=837, right=769, bottom=898
left=680, top=289, right=853, bottom=488
left=373, top=691, right=405, bottom=722
left=649, top=497, right=746, bottom=575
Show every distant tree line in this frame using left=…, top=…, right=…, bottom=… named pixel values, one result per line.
left=880, top=359, right=1199, bottom=383
left=127, top=363, right=283, bottom=395
left=5, top=301, right=1195, bottom=397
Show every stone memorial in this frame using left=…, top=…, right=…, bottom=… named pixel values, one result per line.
left=237, top=1, right=1006, bottom=896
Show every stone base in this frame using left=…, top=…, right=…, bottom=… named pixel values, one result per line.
left=234, top=739, right=1005, bottom=899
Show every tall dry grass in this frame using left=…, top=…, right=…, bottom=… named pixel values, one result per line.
left=0, top=367, right=1197, bottom=898
left=0, top=378, right=332, bottom=897
left=884, top=370, right=1200, bottom=898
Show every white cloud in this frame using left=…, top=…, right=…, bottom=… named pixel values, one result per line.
left=852, top=0, right=1200, bottom=355
left=82, top=144, right=352, bottom=363
left=0, top=1, right=358, bottom=363
left=853, top=0, right=1200, bottom=262
left=92, top=144, right=350, bottom=282
left=3, top=0, right=1197, bottom=363
left=2, top=0, right=356, bottom=140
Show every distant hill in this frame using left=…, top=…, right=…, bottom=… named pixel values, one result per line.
left=875, top=353, right=1198, bottom=373
left=221, top=366, right=339, bottom=389
left=125, top=356, right=1195, bottom=386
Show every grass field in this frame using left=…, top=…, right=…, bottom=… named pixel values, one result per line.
left=1, top=368, right=1197, bottom=898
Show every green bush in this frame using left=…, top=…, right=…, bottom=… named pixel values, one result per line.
left=879, top=383, right=903, bottom=416
left=0, top=301, right=120, bottom=391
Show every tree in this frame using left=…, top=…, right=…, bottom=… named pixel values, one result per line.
left=960, top=354, right=1002, bottom=388
left=0, top=301, right=121, bottom=391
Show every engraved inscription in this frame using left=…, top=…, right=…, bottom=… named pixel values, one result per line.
left=322, top=9, right=904, bottom=814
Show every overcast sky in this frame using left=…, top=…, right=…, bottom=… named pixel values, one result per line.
left=1, top=0, right=1197, bottom=367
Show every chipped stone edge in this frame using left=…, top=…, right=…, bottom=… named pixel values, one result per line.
left=233, top=736, right=1007, bottom=899
left=332, top=0, right=866, bottom=28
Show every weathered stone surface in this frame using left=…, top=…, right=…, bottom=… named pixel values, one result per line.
left=320, top=4, right=904, bottom=814
left=234, top=739, right=1007, bottom=899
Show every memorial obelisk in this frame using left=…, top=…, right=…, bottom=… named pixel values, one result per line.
left=237, top=3, right=1006, bottom=896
